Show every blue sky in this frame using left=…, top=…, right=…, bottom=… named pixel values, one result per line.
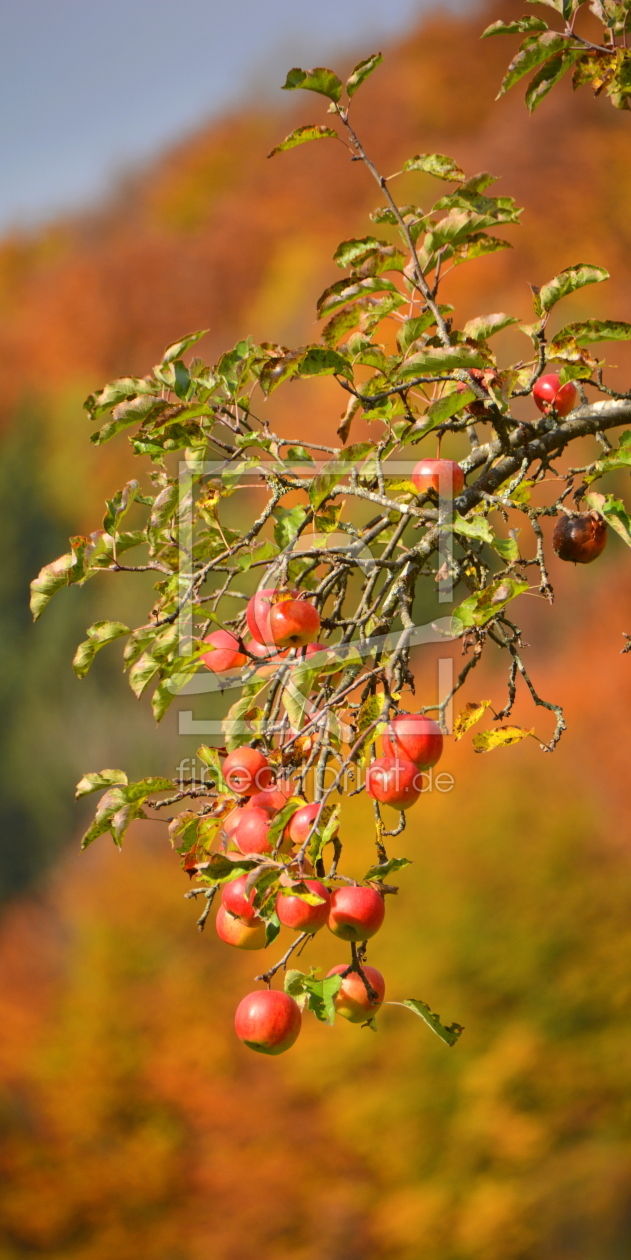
left=0, top=0, right=474, bottom=234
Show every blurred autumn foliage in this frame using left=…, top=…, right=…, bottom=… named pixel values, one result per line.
left=2, top=0, right=631, bottom=1254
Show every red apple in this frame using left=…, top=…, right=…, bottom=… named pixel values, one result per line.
left=247, top=786, right=290, bottom=814
left=328, top=885, right=385, bottom=942
left=222, top=806, right=246, bottom=841
left=276, top=879, right=330, bottom=933
left=246, top=588, right=282, bottom=647
left=366, top=756, right=421, bottom=810
left=234, top=989, right=302, bottom=1055
left=247, top=637, right=288, bottom=678
left=412, top=458, right=465, bottom=498
left=200, top=629, right=247, bottom=673
left=382, top=713, right=443, bottom=770
left=221, top=874, right=258, bottom=923
left=284, top=801, right=321, bottom=846
left=327, top=964, right=385, bottom=1022
left=269, top=598, right=321, bottom=649
left=234, top=807, right=273, bottom=855
left=215, top=904, right=266, bottom=950
left=533, top=373, right=577, bottom=417
left=552, top=510, right=607, bottom=563
left=222, top=746, right=272, bottom=796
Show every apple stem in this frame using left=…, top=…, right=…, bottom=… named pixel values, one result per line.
left=342, top=941, right=380, bottom=1004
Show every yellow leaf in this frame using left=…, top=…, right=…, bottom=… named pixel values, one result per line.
left=454, top=700, right=492, bottom=740
left=472, top=726, right=535, bottom=753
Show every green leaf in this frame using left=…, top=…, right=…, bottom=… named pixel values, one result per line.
left=525, top=48, right=582, bottom=112
left=83, top=376, right=157, bottom=420
left=223, top=693, right=262, bottom=752
left=492, top=531, right=521, bottom=562
left=450, top=235, right=513, bottom=267
left=472, top=726, right=535, bottom=752
left=453, top=700, right=493, bottom=740
left=196, top=745, right=226, bottom=790
left=75, top=769, right=128, bottom=799
left=462, top=312, right=519, bottom=340
left=364, top=856, right=411, bottom=881
left=235, top=539, right=279, bottom=572
left=537, top=263, right=609, bottom=315
left=452, top=513, right=495, bottom=545
left=309, top=442, right=374, bottom=510
left=399, top=345, right=488, bottom=375
left=454, top=578, right=529, bottom=629
left=265, top=913, right=282, bottom=947
left=128, top=652, right=161, bottom=699
left=403, top=153, right=465, bottom=181
left=148, top=482, right=178, bottom=535
left=308, top=803, right=340, bottom=866
left=413, top=387, right=476, bottom=433
left=265, top=797, right=305, bottom=851
left=426, top=209, right=502, bottom=253
left=161, top=329, right=208, bottom=364
left=346, top=51, right=383, bottom=97
left=273, top=506, right=308, bottom=549
left=284, top=969, right=343, bottom=1024
left=396, top=998, right=464, bottom=1047
left=72, top=621, right=130, bottom=679
left=282, top=666, right=320, bottom=730
left=316, top=276, right=400, bottom=319
left=333, top=235, right=388, bottom=270
left=496, top=30, right=567, bottom=97
left=550, top=319, right=631, bottom=349
left=278, top=882, right=327, bottom=907
left=281, top=66, right=343, bottom=102
left=482, top=16, right=548, bottom=36
left=172, top=359, right=191, bottom=400
left=268, top=124, right=339, bottom=158
left=586, top=492, right=631, bottom=544
left=284, top=970, right=308, bottom=998
left=30, top=552, right=76, bottom=620
left=300, top=346, right=353, bottom=380
left=397, top=306, right=454, bottom=351
left=197, top=853, right=259, bottom=883
left=151, top=658, right=200, bottom=722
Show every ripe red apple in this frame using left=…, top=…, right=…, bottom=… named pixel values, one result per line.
left=247, top=786, right=290, bottom=814
left=284, top=801, right=322, bottom=846
left=234, top=989, right=302, bottom=1055
left=533, top=373, right=577, bottom=417
left=276, top=879, right=330, bottom=933
left=269, top=598, right=321, bottom=649
left=366, top=756, right=421, bottom=810
left=234, top=807, right=273, bottom=855
left=246, top=637, right=288, bottom=678
left=222, top=746, right=272, bottom=796
left=382, top=713, right=443, bottom=770
left=215, top=904, right=266, bottom=950
left=222, top=806, right=247, bottom=842
left=412, top=458, right=465, bottom=498
left=221, top=874, right=258, bottom=923
left=327, top=964, right=385, bottom=1023
left=200, top=629, right=247, bottom=673
left=328, top=885, right=385, bottom=942
left=552, top=510, right=607, bottom=563
left=246, top=588, right=283, bottom=647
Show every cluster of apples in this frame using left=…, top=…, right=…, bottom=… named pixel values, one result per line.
left=214, top=709, right=444, bottom=1054
left=214, top=740, right=387, bottom=1053
left=413, top=375, right=607, bottom=566
left=200, top=586, right=323, bottom=674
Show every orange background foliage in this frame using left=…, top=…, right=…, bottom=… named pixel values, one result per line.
left=2, top=2, right=631, bottom=1256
